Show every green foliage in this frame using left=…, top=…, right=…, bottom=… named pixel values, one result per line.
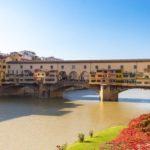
left=78, top=133, right=85, bottom=143
left=89, top=130, right=93, bottom=138
left=67, top=126, right=125, bottom=150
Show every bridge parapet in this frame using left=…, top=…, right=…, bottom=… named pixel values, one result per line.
left=49, top=80, right=89, bottom=91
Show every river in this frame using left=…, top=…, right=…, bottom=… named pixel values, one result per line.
left=0, top=89, right=150, bottom=150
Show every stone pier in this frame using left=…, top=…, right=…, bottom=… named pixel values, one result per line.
left=100, top=84, right=119, bottom=101
left=49, top=89, right=63, bottom=98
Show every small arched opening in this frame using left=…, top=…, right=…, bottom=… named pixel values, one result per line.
left=69, top=71, right=78, bottom=81
left=58, top=71, right=67, bottom=81
left=80, top=71, right=89, bottom=82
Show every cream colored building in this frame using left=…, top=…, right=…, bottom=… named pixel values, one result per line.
left=0, top=57, right=7, bottom=85
left=4, top=59, right=150, bottom=86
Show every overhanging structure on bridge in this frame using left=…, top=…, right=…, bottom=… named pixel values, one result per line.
left=0, top=59, right=150, bottom=101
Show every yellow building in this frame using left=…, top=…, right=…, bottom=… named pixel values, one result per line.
left=0, top=57, right=6, bottom=85
left=89, top=69, right=123, bottom=85
left=34, top=70, right=46, bottom=82
left=136, top=71, right=150, bottom=86
left=33, top=70, right=58, bottom=84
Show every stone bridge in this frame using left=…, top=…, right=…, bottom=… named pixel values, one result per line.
left=100, top=84, right=150, bottom=101
left=40, top=81, right=91, bottom=98
left=0, top=81, right=91, bottom=98
left=1, top=81, right=150, bottom=101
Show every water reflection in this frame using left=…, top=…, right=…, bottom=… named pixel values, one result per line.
left=119, top=98, right=150, bottom=103
left=0, top=96, right=82, bottom=122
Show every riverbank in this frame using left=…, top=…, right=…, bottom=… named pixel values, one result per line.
left=66, top=113, right=150, bottom=150
left=66, top=126, right=125, bottom=150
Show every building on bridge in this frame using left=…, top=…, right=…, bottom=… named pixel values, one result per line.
left=2, top=59, right=150, bottom=84
left=34, top=69, right=58, bottom=84
left=0, top=56, right=6, bottom=85
left=0, top=59, right=150, bottom=101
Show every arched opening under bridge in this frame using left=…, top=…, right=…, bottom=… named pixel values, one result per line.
left=119, top=88, right=150, bottom=103
left=63, top=89, right=99, bottom=101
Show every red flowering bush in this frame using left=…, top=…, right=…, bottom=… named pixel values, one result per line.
left=102, top=113, right=150, bottom=150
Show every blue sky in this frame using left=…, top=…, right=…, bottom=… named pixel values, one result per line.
left=0, top=0, right=150, bottom=59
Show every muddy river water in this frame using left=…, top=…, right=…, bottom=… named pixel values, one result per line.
left=0, top=89, right=150, bottom=150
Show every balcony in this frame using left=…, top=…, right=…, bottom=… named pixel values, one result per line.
left=43, top=76, right=58, bottom=84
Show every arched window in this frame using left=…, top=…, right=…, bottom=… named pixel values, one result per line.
left=58, top=71, right=67, bottom=80
left=69, top=71, right=78, bottom=81
left=80, top=71, right=89, bottom=81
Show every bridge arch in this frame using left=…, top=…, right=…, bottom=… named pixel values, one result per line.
left=119, top=88, right=150, bottom=101
left=69, top=71, right=78, bottom=81
left=58, top=71, right=67, bottom=81
left=80, top=71, right=89, bottom=81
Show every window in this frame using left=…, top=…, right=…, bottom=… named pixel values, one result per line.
left=108, top=65, right=111, bottom=69
left=98, top=75, right=102, bottom=77
left=95, top=65, right=98, bottom=70
left=30, top=65, right=33, bottom=69
left=49, top=79, right=55, bottom=81
left=147, top=65, right=150, bottom=69
left=91, top=80, right=96, bottom=82
left=91, top=75, right=95, bottom=77
left=84, top=65, right=87, bottom=69
left=3, top=65, right=6, bottom=69
left=120, top=65, right=124, bottom=69
left=8, top=65, right=10, bottom=69
left=50, top=75, right=55, bottom=77
left=134, top=65, right=137, bottom=69
left=72, top=65, right=75, bottom=69
left=61, top=65, right=64, bottom=69
left=40, top=65, right=43, bottom=69
left=50, top=65, right=53, bottom=69
left=145, top=76, right=149, bottom=79
left=20, top=65, right=23, bottom=69
left=116, top=70, right=121, bottom=73
left=144, top=82, right=149, bottom=84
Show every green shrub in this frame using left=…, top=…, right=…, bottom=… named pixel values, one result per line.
left=89, top=130, right=93, bottom=138
left=78, top=133, right=85, bottom=142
